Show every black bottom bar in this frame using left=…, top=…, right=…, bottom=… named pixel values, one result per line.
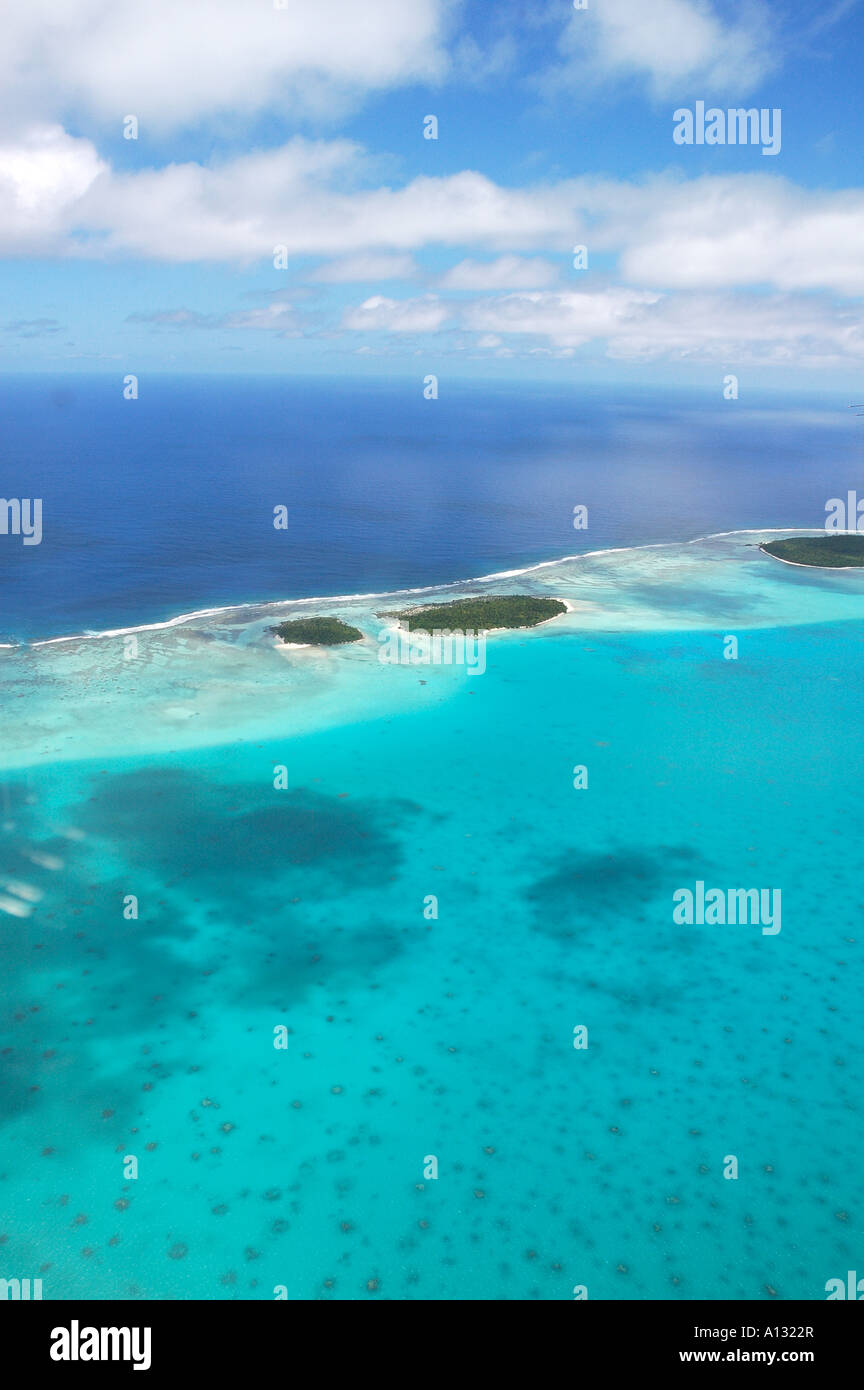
left=4, top=1298, right=858, bottom=1375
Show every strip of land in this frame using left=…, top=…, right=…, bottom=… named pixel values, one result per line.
left=761, top=535, right=864, bottom=568
left=379, top=594, right=567, bottom=630
left=271, top=617, right=364, bottom=645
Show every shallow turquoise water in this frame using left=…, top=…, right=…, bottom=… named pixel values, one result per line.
left=1, top=536, right=862, bottom=1300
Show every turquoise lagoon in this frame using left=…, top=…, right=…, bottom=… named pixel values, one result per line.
left=1, top=531, right=862, bottom=1300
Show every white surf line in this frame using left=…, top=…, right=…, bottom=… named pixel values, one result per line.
left=29, top=583, right=483, bottom=648
left=30, top=601, right=265, bottom=647
left=433, top=528, right=818, bottom=580
left=21, top=527, right=836, bottom=650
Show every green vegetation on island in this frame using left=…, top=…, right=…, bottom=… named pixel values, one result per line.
left=271, top=616, right=364, bottom=645
left=380, top=594, right=567, bottom=631
left=761, top=535, right=864, bottom=568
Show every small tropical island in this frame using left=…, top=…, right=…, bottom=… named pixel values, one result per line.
left=271, top=616, right=364, bottom=645
left=761, top=535, right=864, bottom=568
left=380, top=594, right=568, bottom=630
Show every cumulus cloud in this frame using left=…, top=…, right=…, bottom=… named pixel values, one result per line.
left=5, top=137, right=855, bottom=308
left=617, top=176, right=864, bottom=295
left=3, top=124, right=860, bottom=369
left=0, top=0, right=450, bottom=131
left=550, top=0, right=777, bottom=98
left=49, top=145, right=589, bottom=262
left=0, top=125, right=107, bottom=251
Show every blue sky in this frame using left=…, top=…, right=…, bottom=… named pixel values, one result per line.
left=0, top=0, right=862, bottom=389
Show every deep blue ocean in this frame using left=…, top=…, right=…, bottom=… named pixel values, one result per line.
left=0, top=375, right=859, bottom=640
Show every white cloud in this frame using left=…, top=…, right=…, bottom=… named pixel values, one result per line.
left=462, top=289, right=661, bottom=349
left=4, top=125, right=862, bottom=369
left=342, top=295, right=451, bottom=333
left=61, top=149, right=863, bottom=305
left=460, top=287, right=864, bottom=367
left=129, top=300, right=305, bottom=336
left=338, top=282, right=864, bottom=367
left=225, top=302, right=304, bottom=335
left=608, top=292, right=864, bottom=366
left=617, top=177, right=864, bottom=296
left=1, top=0, right=450, bottom=131
left=0, top=125, right=107, bottom=250
left=61, top=148, right=588, bottom=262
left=552, top=0, right=776, bottom=98
left=310, top=252, right=418, bottom=282
left=439, top=255, right=560, bottom=290
left=5, top=131, right=862, bottom=309
left=127, top=309, right=218, bottom=328
left=0, top=135, right=847, bottom=310
left=6, top=129, right=864, bottom=309
left=76, top=137, right=369, bottom=262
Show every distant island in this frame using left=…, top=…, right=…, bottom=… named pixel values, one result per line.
left=761, top=535, right=864, bottom=568
left=380, top=594, right=568, bottom=630
left=271, top=617, right=364, bottom=645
